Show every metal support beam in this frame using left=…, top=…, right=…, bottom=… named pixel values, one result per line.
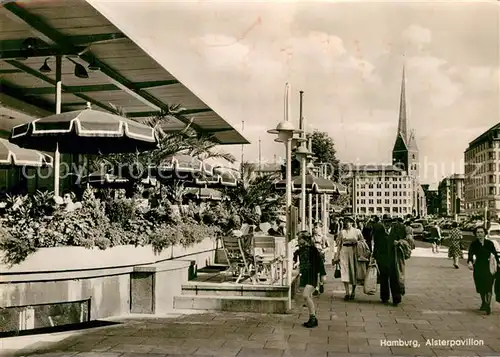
left=5, top=60, right=118, bottom=114
left=179, top=108, right=213, bottom=115
left=0, top=34, right=126, bottom=53
left=127, top=108, right=212, bottom=118
left=0, top=69, right=23, bottom=74
left=0, top=46, right=86, bottom=60
left=0, top=81, right=68, bottom=113
left=21, top=80, right=180, bottom=95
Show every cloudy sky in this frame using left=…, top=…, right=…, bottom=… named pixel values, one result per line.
left=89, top=0, right=499, bottom=186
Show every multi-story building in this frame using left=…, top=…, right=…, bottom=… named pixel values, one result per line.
left=341, top=164, right=413, bottom=217
left=422, top=184, right=440, bottom=215
left=464, top=123, right=500, bottom=218
left=438, top=174, right=465, bottom=217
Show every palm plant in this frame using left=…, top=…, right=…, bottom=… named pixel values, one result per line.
left=84, top=105, right=236, bottom=197
left=224, top=162, right=284, bottom=225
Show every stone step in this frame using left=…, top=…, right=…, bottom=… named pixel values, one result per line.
left=181, top=282, right=288, bottom=297
left=173, top=294, right=288, bottom=314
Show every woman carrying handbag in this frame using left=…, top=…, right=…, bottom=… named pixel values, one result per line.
left=332, top=216, right=366, bottom=301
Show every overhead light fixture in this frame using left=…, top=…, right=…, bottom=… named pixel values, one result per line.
left=39, top=58, right=51, bottom=73
left=87, top=58, right=100, bottom=71
left=67, top=57, right=89, bottom=79
left=74, top=63, right=89, bottom=79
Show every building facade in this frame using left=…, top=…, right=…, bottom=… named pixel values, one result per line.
left=422, top=184, right=440, bottom=215
left=464, top=123, right=500, bottom=218
left=340, top=164, right=413, bottom=217
left=438, top=174, right=465, bottom=217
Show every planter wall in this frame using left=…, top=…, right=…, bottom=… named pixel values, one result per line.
left=0, top=238, right=219, bottom=332
left=0, top=238, right=217, bottom=277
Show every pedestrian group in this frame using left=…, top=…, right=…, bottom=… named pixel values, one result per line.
left=294, top=214, right=500, bottom=328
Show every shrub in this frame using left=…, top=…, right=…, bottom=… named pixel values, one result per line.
left=105, top=198, right=136, bottom=226
left=0, top=192, right=221, bottom=266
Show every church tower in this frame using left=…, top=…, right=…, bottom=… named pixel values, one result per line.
left=392, top=67, right=409, bottom=170
left=392, top=66, right=423, bottom=216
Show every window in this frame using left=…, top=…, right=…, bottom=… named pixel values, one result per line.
left=377, top=192, right=381, bottom=196
left=385, top=192, right=390, bottom=196
left=385, top=184, right=390, bottom=188
left=361, top=199, right=366, bottom=204
left=369, top=192, right=374, bottom=196
left=393, top=184, right=398, bottom=189
left=393, top=191, right=397, bottom=196
left=385, top=199, right=390, bottom=204
left=377, top=199, right=382, bottom=204
left=393, top=199, right=398, bottom=204
left=369, top=199, right=374, bottom=204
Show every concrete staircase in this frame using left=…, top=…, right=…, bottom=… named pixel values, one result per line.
left=173, top=269, right=299, bottom=314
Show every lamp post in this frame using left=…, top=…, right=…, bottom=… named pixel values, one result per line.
left=295, top=145, right=312, bottom=231
left=267, top=84, right=300, bottom=311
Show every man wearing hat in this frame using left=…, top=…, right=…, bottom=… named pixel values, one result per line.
left=373, top=217, right=407, bottom=306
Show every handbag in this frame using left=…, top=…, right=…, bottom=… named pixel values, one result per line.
left=334, top=264, right=341, bottom=278
left=363, top=258, right=378, bottom=295
left=495, top=270, right=500, bottom=303
left=489, top=253, right=497, bottom=275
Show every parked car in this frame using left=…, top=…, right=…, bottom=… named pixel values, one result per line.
left=411, top=223, right=424, bottom=238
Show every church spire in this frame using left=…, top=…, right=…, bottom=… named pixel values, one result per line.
left=397, top=66, right=408, bottom=143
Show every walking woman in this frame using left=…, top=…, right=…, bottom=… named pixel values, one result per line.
left=448, top=222, right=463, bottom=269
left=293, top=231, right=326, bottom=328
left=333, top=216, right=366, bottom=301
left=467, top=226, right=499, bottom=315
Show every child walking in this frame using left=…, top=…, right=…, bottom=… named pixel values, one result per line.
left=294, top=231, right=327, bottom=328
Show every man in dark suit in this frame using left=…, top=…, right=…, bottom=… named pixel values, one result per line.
left=373, top=217, right=406, bottom=306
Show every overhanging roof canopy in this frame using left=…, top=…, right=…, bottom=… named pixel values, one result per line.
left=0, top=0, right=249, bottom=145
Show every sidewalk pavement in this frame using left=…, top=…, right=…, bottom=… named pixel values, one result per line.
left=1, top=254, right=500, bottom=357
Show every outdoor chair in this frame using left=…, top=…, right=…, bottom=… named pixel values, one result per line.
left=253, top=235, right=285, bottom=285
left=221, top=236, right=256, bottom=284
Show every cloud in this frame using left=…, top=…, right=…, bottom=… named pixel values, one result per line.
left=402, top=25, right=432, bottom=51
left=189, top=34, right=251, bottom=69
left=406, top=55, right=463, bottom=107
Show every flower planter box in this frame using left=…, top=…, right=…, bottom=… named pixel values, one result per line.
left=0, top=238, right=217, bottom=276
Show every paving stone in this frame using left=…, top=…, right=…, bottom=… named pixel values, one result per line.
left=5, top=256, right=500, bottom=357
left=72, top=353, right=123, bottom=357
left=194, top=347, right=240, bottom=356
left=237, top=347, right=284, bottom=357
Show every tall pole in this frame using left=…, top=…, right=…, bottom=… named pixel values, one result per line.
left=240, top=120, right=245, bottom=168
left=54, top=55, right=62, bottom=197
left=308, top=137, right=313, bottom=231
left=322, top=164, right=328, bottom=237
left=258, top=137, right=262, bottom=174
left=299, top=91, right=307, bottom=231
left=484, top=204, right=488, bottom=230
left=284, top=83, right=293, bottom=311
